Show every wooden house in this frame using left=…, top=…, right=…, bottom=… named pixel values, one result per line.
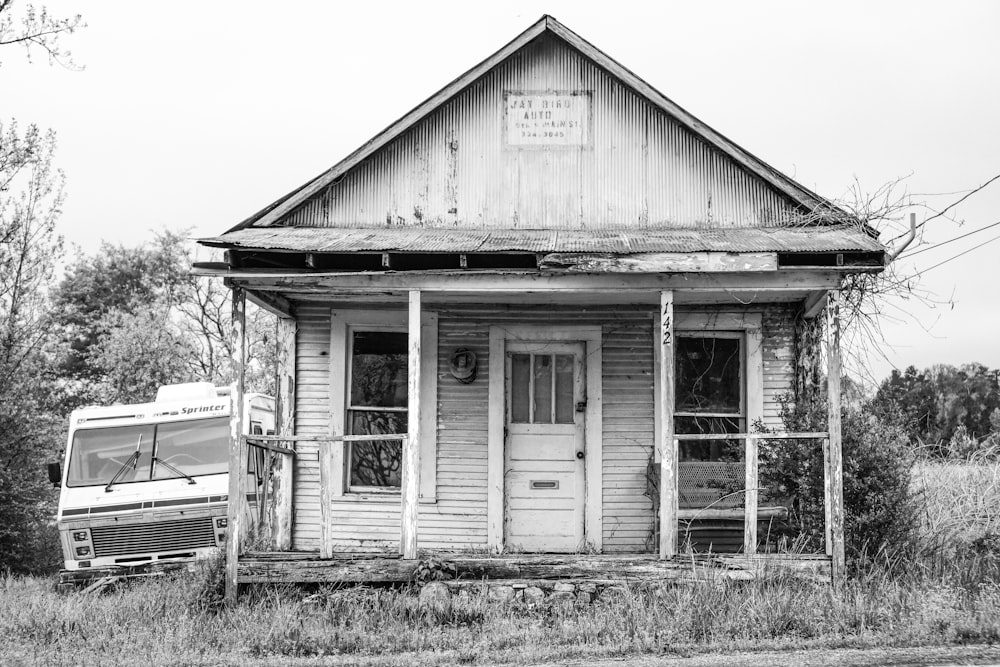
left=196, top=16, right=885, bottom=600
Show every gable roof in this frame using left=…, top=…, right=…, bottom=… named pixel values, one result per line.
left=226, top=15, right=846, bottom=234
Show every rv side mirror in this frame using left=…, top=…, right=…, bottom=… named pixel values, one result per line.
left=47, top=462, right=62, bottom=487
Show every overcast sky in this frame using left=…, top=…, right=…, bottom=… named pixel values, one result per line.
left=5, top=0, right=999, bottom=384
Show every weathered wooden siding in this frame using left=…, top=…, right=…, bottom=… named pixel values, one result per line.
left=763, top=305, right=796, bottom=425
left=289, top=301, right=796, bottom=554
left=281, top=34, right=797, bottom=231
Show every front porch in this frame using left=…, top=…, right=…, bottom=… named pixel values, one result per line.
left=237, top=551, right=832, bottom=586
left=216, top=277, right=848, bottom=600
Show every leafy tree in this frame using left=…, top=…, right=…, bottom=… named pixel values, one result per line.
left=87, top=308, right=198, bottom=404
left=759, top=393, right=919, bottom=561
left=52, top=231, right=276, bottom=406
left=0, top=0, right=82, bottom=573
left=871, top=363, right=1000, bottom=456
left=52, top=230, right=190, bottom=382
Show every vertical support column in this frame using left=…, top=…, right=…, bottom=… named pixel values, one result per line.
left=270, top=317, right=296, bottom=551
left=224, top=286, right=247, bottom=606
left=318, top=436, right=332, bottom=559
left=743, top=436, right=759, bottom=555
left=401, top=290, right=422, bottom=559
left=826, top=290, right=846, bottom=584
left=658, top=290, right=677, bottom=559
left=823, top=437, right=832, bottom=555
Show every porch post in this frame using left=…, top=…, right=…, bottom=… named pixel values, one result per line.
left=825, top=290, right=846, bottom=584
left=658, top=290, right=677, bottom=558
left=225, top=286, right=247, bottom=606
left=401, top=290, right=421, bottom=559
left=743, top=436, right=759, bottom=554
left=271, top=316, right=296, bottom=551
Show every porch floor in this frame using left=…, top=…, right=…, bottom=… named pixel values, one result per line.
left=237, top=551, right=831, bottom=585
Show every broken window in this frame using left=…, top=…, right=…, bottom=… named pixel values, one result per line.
left=674, top=333, right=744, bottom=509
left=347, top=330, right=407, bottom=490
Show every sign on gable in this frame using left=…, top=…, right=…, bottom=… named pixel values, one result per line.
left=504, top=92, right=591, bottom=147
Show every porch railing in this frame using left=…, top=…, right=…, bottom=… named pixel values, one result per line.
left=243, top=433, right=414, bottom=560
left=664, top=431, right=835, bottom=557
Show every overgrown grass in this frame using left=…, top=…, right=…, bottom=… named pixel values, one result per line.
left=2, top=460, right=998, bottom=666
left=2, top=564, right=999, bottom=665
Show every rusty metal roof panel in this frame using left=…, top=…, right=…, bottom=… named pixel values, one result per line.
left=201, top=225, right=883, bottom=255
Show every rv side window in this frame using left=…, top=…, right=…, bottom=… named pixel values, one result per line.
left=346, top=329, right=407, bottom=491
left=248, top=423, right=265, bottom=478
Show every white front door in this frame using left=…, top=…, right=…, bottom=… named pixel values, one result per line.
left=504, top=341, right=586, bottom=552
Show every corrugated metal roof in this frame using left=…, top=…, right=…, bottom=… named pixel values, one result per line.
left=200, top=225, right=884, bottom=254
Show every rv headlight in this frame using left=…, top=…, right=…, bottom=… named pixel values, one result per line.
left=75, top=546, right=91, bottom=557
left=215, top=517, right=227, bottom=528
left=73, top=531, right=89, bottom=542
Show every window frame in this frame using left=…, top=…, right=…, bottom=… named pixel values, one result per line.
left=344, top=324, right=408, bottom=494
left=652, top=312, right=764, bottom=465
left=328, top=308, right=438, bottom=502
left=673, top=331, right=746, bottom=463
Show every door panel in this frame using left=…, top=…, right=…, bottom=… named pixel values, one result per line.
left=504, top=342, right=585, bottom=552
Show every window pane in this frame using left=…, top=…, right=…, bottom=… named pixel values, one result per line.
left=676, top=416, right=741, bottom=462
left=68, top=425, right=156, bottom=487
left=555, top=354, right=574, bottom=424
left=532, top=354, right=553, bottom=424
left=511, top=354, right=530, bottom=423
left=675, top=337, right=741, bottom=413
left=350, top=331, right=407, bottom=408
left=349, top=410, right=407, bottom=488
left=153, top=417, right=230, bottom=480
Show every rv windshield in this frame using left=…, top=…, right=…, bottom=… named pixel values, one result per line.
left=68, top=417, right=230, bottom=487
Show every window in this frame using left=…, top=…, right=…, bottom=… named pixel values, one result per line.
left=346, top=329, right=408, bottom=490
left=509, top=353, right=575, bottom=424
left=674, top=333, right=745, bottom=508
left=67, top=417, right=230, bottom=487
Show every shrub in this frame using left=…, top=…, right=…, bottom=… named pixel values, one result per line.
left=759, top=392, right=919, bottom=562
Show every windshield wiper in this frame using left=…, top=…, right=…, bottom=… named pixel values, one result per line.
left=151, top=457, right=196, bottom=485
left=105, top=434, right=143, bottom=493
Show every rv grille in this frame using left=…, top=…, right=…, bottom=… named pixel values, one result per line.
left=91, top=517, right=216, bottom=558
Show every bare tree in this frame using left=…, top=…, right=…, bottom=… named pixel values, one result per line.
left=0, top=0, right=83, bottom=68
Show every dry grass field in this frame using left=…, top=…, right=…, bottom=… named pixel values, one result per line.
left=1, top=460, right=998, bottom=667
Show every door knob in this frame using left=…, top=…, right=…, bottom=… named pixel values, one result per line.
left=576, top=451, right=585, bottom=460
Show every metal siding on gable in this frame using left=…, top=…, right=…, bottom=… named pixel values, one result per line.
left=281, top=35, right=796, bottom=230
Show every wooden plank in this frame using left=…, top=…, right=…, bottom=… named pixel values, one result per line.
left=584, top=332, right=603, bottom=552
left=210, top=268, right=847, bottom=293
left=678, top=506, right=786, bottom=521
left=419, top=311, right=439, bottom=502
left=802, top=290, right=828, bottom=319
left=658, top=290, right=676, bottom=559
left=823, top=438, right=832, bottom=556
left=487, top=326, right=505, bottom=552
left=677, top=432, right=828, bottom=441
left=245, top=289, right=293, bottom=319
left=225, top=286, right=247, bottom=606
left=401, top=290, right=422, bottom=559
left=246, top=438, right=295, bottom=456
left=826, top=290, right=846, bottom=585
left=235, top=552, right=831, bottom=584
left=539, top=252, right=778, bottom=273
left=744, top=435, right=759, bottom=555
left=318, top=437, right=333, bottom=559
left=271, top=316, right=296, bottom=550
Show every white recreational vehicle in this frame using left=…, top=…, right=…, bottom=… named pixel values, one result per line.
left=51, top=383, right=274, bottom=580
